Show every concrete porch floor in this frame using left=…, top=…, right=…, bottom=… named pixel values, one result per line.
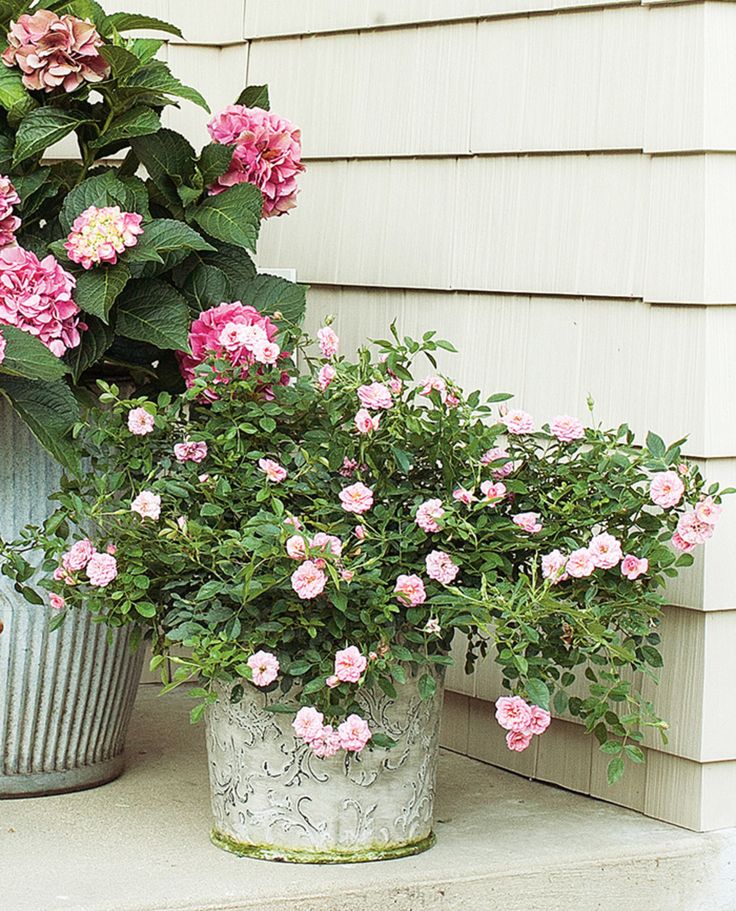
left=3, top=686, right=736, bottom=911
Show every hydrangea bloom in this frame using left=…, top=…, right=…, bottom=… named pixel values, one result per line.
left=2, top=10, right=110, bottom=93
left=131, top=491, right=161, bottom=521
left=0, top=246, right=80, bottom=356
left=650, top=471, right=684, bottom=509
left=337, top=714, right=372, bottom=752
left=339, top=482, right=374, bottom=514
left=86, top=552, right=118, bottom=588
left=291, top=560, right=327, bottom=599
left=415, top=498, right=445, bottom=533
left=394, top=574, right=426, bottom=606
left=0, top=176, right=21, bottom=247
left=207, top=105, right=305, bottom=217
left=64, top=206, right=144, bottom=270
left=334, top=646, right=367, bottom=683
left=425, top=550, right=459, bottom=584
left=128, top=407, right=155, bottom=436
left=174, top=441, right=208, bottom=463
left=247, top=650, right=280, bottom=687
left=292, top=706, right=324, bottom=742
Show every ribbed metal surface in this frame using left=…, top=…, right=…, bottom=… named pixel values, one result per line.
left=0, top=401, right=143, bottom=797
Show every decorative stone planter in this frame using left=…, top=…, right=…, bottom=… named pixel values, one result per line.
left=0, top=401, right=143, bottom=798
left=206, top=666, right=445, bottom=863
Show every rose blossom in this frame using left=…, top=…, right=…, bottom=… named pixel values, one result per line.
left=174, top=441, right=208, bottom=463
left=565, top=548, right=596, bottom=578
left=541, top=549, right=568, bottom=583
left=2, top=10, right=110, bottom=93
left=480, top=480, right=506, bottom=503
left=424, top=618, right=442, bottom=635
left=339, top=482, right=374, bottom=514
left=650, top=471, right=685, bottom=509
left=506, top=730, right=534, bottom=752
left=513, top=512, right=543, bottom=534
left=286, top=535, right=307, bottom=560
left=419, top=376, right=447, bottom=402
left=128, top=407, right=155, bottom=436
left=291, top=560, right=327, bottom=599
left=425, top=550, right=459, bottom=585
left=549, top=415, right=585, bottom=442
left=588, top=533, right=622, bottom=569
left=620, top=555, right=649, bottom=581
left=334, top=646, right=367, bottom=683
left=527, top=705, right=551, bottom=735
left=309, top=725, right=342, bottom=758
left=219, top=321, right=268, bottom=353
left=453, top=487, right=476, bottom=505
left=317, top=326, right=339, bottom=358
left=394, top=574, right=426, bottom=606
left=676, top=511, right=714, bottom=546
left=65, top=206, right=144, bottom=270
left=207, top=105, right=305, bottom=217
left=317, top=364, right=336, bottom=392
left=0, top=176, right=21, bottom=247
left=86, top=552, right=118, bottom=588
left=311, top=532, right=343, bottom=557
left=292, top=706, right=324, bottom=742
left=337, top=714, right=372, bottom=752
left=258, top=458, right=287, bottom=482
left=695, top=496, right=722, bottom=525
left=354, top=525, right=366, bottom=540
left=357, top=382, right=393, bottom=410
left=672, top=531, right=696, bottom=553
left=49, top=593, right=65, bottom=611
left=501, top=409, right=534, bottom=435
left=341, top=569, right=354, bottom=582
left=247, top=650, right=280, bottom=687
left=388, top=377, right=403, bottom=396
left=354, top=408, right=380, bottom=434
left=131, top=491, right=161, bottom=522
left=254, top=340, right=280, bottom=366
left=0, top=246, right=80, bottom=356
left=415, top=498, right=445, bottom=533
left=326, top=675, right=340, bottom=688
left=495, top=696, right=533, bottom=732
left=482, top=447, right=514, bottom=478
left=62, top=538, right=96, bottom=572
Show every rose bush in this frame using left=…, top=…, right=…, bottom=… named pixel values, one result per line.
left=0, top=2, right=305, bottom=470
left=1, top=312, right=727, bottom=780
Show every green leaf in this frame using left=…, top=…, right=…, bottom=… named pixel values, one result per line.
left=600, top=740, right=623, bottom=756
left=183, top=264, right=229, bottom=311
left=201, top=243, right=256, bottom=296
left=418, top=673, right=437, bottom=701
left=127, top=60, right=209, bottom=112
left=91, top=105, right=160, bottom=150
left=236, top=84, right=269, bottom=110
left=199, top=142, right=234, bottom=187
left=192, top=182, right=262, bottom=252
left=115, top=279, right=190, bottom=350
left=0, top=326, right=69, bottom=381
left=14, top=109, right=88, bottom=166
left=60, top=172, right=150, bottom=234
left=0, top=377, right=80, bottom=472
left=302, top=678, right=324, bottom=696
left=48, top=0, right=108, bottom=30
left=98, top=44, right=142, bottom=81
left=128, top=38, right=163, bottom=65
left=0, top=62, right=35, bottom=120
left=237, top=273, right=306, bottom=326
left=606, top=757, right=625, bottom=785
left=553, top=690, right=568, bottom=715
left=134, top=601, right=157, bottom=618
left=370, top=732, right=397, bottom=749
left=74, top=265, right=131, bottom=322
left=140, top=218, right=215, bottom=257
left=131, top=128, right=196, bottom=186
left=624, top=744, right=646, bottom=764
left=646, top=431, right=666, bottom=459
left=264, top=703, right=299, bottom=714
left=106, top=12, right=184, bottom=39
left=64, top=316, right=114, bottom=382
left=640, top=645, right=663, bottom=668
left=525, top=678, right=550, bottom=711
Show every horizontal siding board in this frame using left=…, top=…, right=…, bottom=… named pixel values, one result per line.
left=102, top=0, right=247, bottom=44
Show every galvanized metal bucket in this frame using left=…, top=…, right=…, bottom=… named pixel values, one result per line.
left=0, top=401, right=143, bottom=798
left=206, top=666, right=445, bottom=863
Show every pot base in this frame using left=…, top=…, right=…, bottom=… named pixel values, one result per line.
left=0, top=754, right=125, bottom=799
left=211, top=827, right=436, bottom=864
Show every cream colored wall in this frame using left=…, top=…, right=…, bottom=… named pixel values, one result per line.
left=109, top=0, right=736, bottom=830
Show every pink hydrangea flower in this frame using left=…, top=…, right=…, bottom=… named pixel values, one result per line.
left=550, top=415, right=584, bottom=442
left=0, top=246, right=80, bottom=356
left=291, top=560, right=327, bottom=599
left=355, top=408, right=380, bottom=434
left=340, top=482, right=374, bottom=514
left=207, top=105, right=305, bottom=217
left=527, top=705, right=551, bottom=735
left=334, top=646, right=367, bottom=683
left=311, top=532, right=342, bottom=557
left=2, top=10, right=110, bottom=93
left=480, top=481, right=507, bottom=503
left=0, top=176, right=21, bottom=247
left=128, top=407, right=155, bottom=436
left=49, top=593, right=65, bottom=611
left=286, top=534, right=307, bottom=560
left=337, top=714, right=372, bottom=752
left=506, top=730, right=534, bottom=752
left=495, top=696, right=533, bottom=732
left=309, top=725, right=342, bottom=758
left=453, top=487, right=476, bottom=505
left=425, top=550, right=459, bottom=584
left=672, top=531, right=696, bottom=553
left=588, top=533, right=622, bottom=569
left=317, top=364, right=336, bottom=391
left=65, top=206, right=144, bottom=270
left=357, top=382, right=393, bottom=410
left=541, top=550, right=568, bottom=583
left=86, top=552, right=118, bottom=588
left=292, top=706, right=324, bottom=742
left=317, top=326, right=339, bottom=358
left=415, top=498, right=445, bottom=533
left=513, top=512, right=543, bottom=534
left=174, top=441, right=208, bottom=463
left=419, top=375, right=447, bottom=403
left=621, top=555, right=648, bottom=581
left=695, top=496, right=721, bottom=525
left=247, top=650, right=280, bottom=687
left=482, top=447, right=514, bottom=478
left=501, top=409, right=534, bottom=435
left=131, top=491, right=161, bottom=522
left=62, top=538, right=96, bottom=573
left=566, top=548, right=596, bottom=578
left=650, top=471, right=685, bottom=509
left=394, top=574, right=427, bottom=606
left=259, top=458, right=287, bottom=482
left=676, top=511, right=714, bottom=546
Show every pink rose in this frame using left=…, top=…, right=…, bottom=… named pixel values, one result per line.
left=292, top=706, right=324, bottom=742
left=550, top=415, right=585, bottom=442
left=49, top=593, right=65, bottom=611
left=481, top=447, right=513, bottom=478
left=415, top=498, right=445, bottom=533
left=501, top=409, right=534, bottom=435
left=480, top=480, right=506, bottom=503
left=258, top=458, right=287, bottom=482
left=339, top=482, right=374, bottom=514
left=326, top=675, right=340, bottom=688
left=219, top=321, right=267, bottom=353
left=495, top=695, right=533, bottom=732
left=565, top=548, right=596, bottom=578
left=506, top=730, right=533, bottom=752
left=286, top=535, right=307, bottom=560
left=317, top=364, right=336, bottom=392
left=677, top=511, right=714, bottom=546
left=527, top=705, right=551, bottom=735
left=394, top=574, right=426, bottom=606
left=419, top=376, right=447, bottom=402
left=588, top=533, right=622, bottom=569
left=695, top=496, right=721, bottom=525
left=62, top=538, right=96, bottom=572
left=650, top=471, right=685, bottom=509
left=174, top=441, right=208, bottom=464
left=309, top=725, right=342, bottom=758
left=620, top=554, right=649, bottom=581
left=291, top=560, right=327, bottom=599
left=311, top=532, right=343, bottom=557
left=65, top=206, right=144, bottom=270
left=247, top=650, right=280, bottom=687
left=357, top=382, right=393, bottom=410
left=128, top=407, right=155, bottom=436
left=86, top=552, right=118, bottom=588
left=354, top=525, right=366, bottom=540
left=541, top=549, right=568, bottom=583
left=354, top=408, right=379, bottom=434
left=253, top=339, right=280, bottom=365
left=334, top=646, right=367, bottom=683
left=341, top=569, right=354, bottom=582
left=285, top=515, right=302, bottom=530
left=672, top=531, right=696, bottom=553
left=131, top=491, right=161, bottom=522
left=425, top=550, right=459, bottom=584
left=337, top=714, right=372, bottom=752
left=452, top=487, right=476, bottom=505
left=513, top=512, right=543, bottom=534
left=317, top=326, right=339, bottom=358
left=388, top=377, right=403, bottom=396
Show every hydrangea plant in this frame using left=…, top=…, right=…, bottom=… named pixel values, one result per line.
left=0, top=310, right=727, bottom=780
left=0, top=1, right=305, bottom=470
